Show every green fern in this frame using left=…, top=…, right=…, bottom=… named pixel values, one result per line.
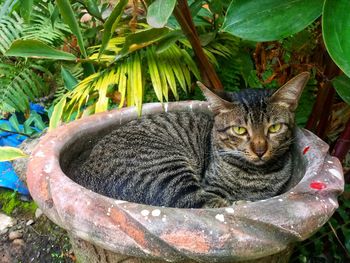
left=0, top=1, right=72, bottom=114
left=22, top=1, right=70, bottom=46
left=0, top=60, right=50, bottom=113
left=0, top=11, right=23, bottom=54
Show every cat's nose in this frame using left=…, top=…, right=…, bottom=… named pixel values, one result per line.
left=251, top=141, right=267, bottom=157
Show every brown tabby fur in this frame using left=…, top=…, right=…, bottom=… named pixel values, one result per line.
left=73, top=72, right=310, bottom=208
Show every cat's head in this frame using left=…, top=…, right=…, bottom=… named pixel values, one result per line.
left=198, top=72, right=310, bottom=167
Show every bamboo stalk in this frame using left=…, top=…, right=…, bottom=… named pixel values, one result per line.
left=315, top=84, right=335, bottom=138
left=306, top=42, right=340, bottom=137
left=173, top=0, right=223, bottom=90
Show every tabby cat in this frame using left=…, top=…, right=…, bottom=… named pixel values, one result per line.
left=75, top=72, right=310, bottom=208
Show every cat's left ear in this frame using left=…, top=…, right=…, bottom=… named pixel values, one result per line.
left=197, top=81, right=234, bottom=114
left=270, top=72, right=310, bottom=111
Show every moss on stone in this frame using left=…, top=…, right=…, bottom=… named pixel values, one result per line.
left=0, top=189, right=37, bottom=215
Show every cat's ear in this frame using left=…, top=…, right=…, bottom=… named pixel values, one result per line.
left=270, top=72, right=310, bottom=111
left=197, top=81, right=234, bottom=114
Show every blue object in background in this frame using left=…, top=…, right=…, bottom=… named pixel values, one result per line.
left=30, top=102, right=45, bottom=114
left=0, top=120, right=31, bottom=196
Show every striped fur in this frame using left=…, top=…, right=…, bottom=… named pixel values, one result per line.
left=75, top=74, right=309, bottom=208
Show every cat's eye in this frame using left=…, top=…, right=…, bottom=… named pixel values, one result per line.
left=268, top=123, right=282, bottom=133
left=233, top=126, right=247, bottom=135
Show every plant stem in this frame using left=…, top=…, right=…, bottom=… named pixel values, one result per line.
left=173, top=0, right=223, bottom=90
left=332, top=117, right=350, bottom=163
left=0, top=127, right=30, bottom=137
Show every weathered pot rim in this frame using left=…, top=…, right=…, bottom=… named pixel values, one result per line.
left=26, top=101, right=344, bottom=262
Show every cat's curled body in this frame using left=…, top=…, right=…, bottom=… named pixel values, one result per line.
left=75, top=73, right=310, bottom=208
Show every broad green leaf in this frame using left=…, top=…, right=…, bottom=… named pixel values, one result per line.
left=61, top=66, right=78, bottom=90
left=189, top=0, right=204, bottom=17
left=56, top=0, right=87, bottom=57
left=20, top=0, right=33, bottom=22
left=147, top=0, right=176, bottom=28
left=221, top=0, right=323, bottom=41
left=0, top=147, right=28, bottom=161
left=118, top=28, right=170, bottom=58
left=155, top=30, right=183, bottom=53
left=332, top=75, right=350, bottom=105
left=99, top=0, right=128, bottom=58
left=323, top=0, right=350, bottom=77
left=6, top=40, right=76, bottom=60
left=50, top=5, right=59, bottom=27
left=84, top=0, right=102, bottom=19
left=9, top=115, right=20, bottom=132
left=49, top=97, right=66, bottom=131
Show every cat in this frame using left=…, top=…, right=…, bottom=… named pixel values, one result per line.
left=73, top=72, right=310, bottom=208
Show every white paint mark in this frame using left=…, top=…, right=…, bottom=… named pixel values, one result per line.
left=164, top=103, right=168, bottom=112
left=34, top=151, right=45, bottom=157
left=225, top=208, right=234, bottom=214
left=189, top=104, right=193, bottom=110
left=162, top=217, right=166, bottom=222
left=291, top=225, right=294, bottom=229
left=43, top=163, right=53, bottom=173
left=329, top=168, right=342, bottom=179
left=108, top=113, right=113, bottom=118
left=327, top=160, right=333, bottom=164
left=278, top=198, right=283, bottom=202
left=151, top=209, right=161, bottom=217
left=141, top=210, right=150, bottom=216
left=215, top=214, right=225, bottom=222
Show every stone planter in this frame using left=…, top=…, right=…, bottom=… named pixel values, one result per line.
left=26, top=101, right=344, bottom=263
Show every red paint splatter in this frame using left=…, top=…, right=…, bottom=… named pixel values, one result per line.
left=303, top=146, right=310, bottom=155
left=310, top=181, right=327, bottom=190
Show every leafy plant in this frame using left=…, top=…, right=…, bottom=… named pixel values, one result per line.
left=0, top=1, right=73, bottom=114
left=0, top=146, right=28, bottom=161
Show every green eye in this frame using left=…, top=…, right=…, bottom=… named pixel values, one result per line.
left=233, top=126, right=247, bottom=135
left=268, top=123, right=282, bottom=133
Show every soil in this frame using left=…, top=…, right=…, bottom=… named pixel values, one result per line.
left=0, top=208, right=75, bottom=263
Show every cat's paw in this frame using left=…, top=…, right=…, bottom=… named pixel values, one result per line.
left=232, top=200, right=251, bottom=206
left=203, top=198, right=230, bottom=208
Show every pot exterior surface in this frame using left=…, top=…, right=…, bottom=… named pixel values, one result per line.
left=26, top=101, right=344, bottom=262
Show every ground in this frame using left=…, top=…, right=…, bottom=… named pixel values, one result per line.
left=0, top=191, right=74, bottom=263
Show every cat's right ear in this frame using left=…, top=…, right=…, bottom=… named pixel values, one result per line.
left=197, top=81, right=233, bottom=115
left=270, top=72, right=310, bottom=111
